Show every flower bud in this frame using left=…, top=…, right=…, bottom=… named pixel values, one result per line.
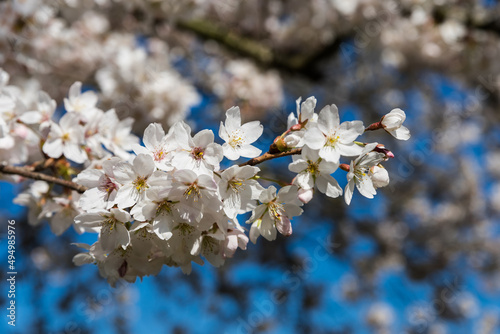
left=284, top=133, right=301, bottom=148
left=381, top=108, right=410, bottom=140
left=370, top=165, right=389, bottom=188
left=374, top=144, right=395, bottom=159
left=298, top=188, right=314, bottom=204
left=273, top=136, right=289, bottom=152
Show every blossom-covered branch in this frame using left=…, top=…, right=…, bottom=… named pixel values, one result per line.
left=0, top=69, right=409, bottom=286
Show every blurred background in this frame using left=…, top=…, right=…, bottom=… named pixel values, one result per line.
left=1, top=0, right=500, bottom=333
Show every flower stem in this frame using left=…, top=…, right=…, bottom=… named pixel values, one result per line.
left=364, top=121, right=383, bottom=131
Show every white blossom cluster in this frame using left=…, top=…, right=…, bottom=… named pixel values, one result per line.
left=1, top=68, right=409, bottom=285
left=0, top=1, right=201, bottom=132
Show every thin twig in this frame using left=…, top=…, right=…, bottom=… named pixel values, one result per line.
left=238, top=148, right=302, bottom=167
left=0, top=164, right=87, bottom=193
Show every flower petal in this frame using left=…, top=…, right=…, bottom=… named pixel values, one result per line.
left=225, top=106, right=241, bottom=132
left=238, top=145, right=261, bottom=158
left=318, top=104, right=340, bottom=132
left=133, top=154, right=155, bottom=178
left=241, top=121, right=263, bottom=143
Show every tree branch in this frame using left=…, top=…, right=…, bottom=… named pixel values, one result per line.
left=0, top=164, right=87, bottom=193
left=1, top=149, right=303, bottom=194
left=176, top=19, right=350, bottom=80
left=238, top=148, right=302, bottom=167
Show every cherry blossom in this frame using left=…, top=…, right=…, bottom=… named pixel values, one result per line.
left=64, top=81, right=98, bottom=115
left=172, top=122, right=224, bottom=175
left=289, top=146, right=342, bottom=199
left=283, top=96, right=319, bottom=148
left=42, top=112, right=88, bottom=164
left=247, top=185, right=303, bottom=243
left=39, top=192, right=83, bottom=236
left=218, top=165, right=263, bottom=219
left=133, top=123, right=177, bottom=171
left=13, top=181, right=49, bottom=226
left=99, top=109, right=139, bottom=160
left=219, top=106, right=263, bottom=160
left=381, top=108, right=411, bottom=141
left=344, top=144, right=387, bottom=205
left=18, top=91, right=56, bottom=133
left=74, top=157, right=122, bottom=211
left=304, top=104, right=364, bottom=163
left=113, top=154, right=166, bottom=209
left=75, top=208, right=132, bottom=253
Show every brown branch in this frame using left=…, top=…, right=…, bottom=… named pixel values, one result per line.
left=238, top=148, right=302, bottom=167
left=1, top=149, right=303, bottom=193
left=27, top=158, right=57, bottom=172
left=0, top=164, right=87, bottom=193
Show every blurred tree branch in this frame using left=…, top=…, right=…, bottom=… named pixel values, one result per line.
left=176, top=19, right=350, bottom=80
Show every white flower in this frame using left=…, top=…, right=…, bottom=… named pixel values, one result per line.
left=283, top=97, right=319, bottom=149
left=247, top=185, right=303, bottom=243
left=43, top=112, right=88, bottom=164
left=289, top=146, right=342, bottom=198
left=130, top=187, right=183, bottom=241
left=113, top=154, right=165, bottom=209
left=0, top=93, right=19, bottom=150
left=381, top=108, right=410, bottom=140
left=82, top=108, right=106, bottom=158
left=295, top=96, right=317, bottom=123
left=167, top=222, right=205, bottom=275
left=64, top=82, right=98, bottom=114
left=370, top=165, right=390, bottom=188
left=99, top=109, right=139, bottom=159
left=345, top=144, right=386, bottom=205
left=40, top=192, right=82, bottom=236
left=219, top=106, right=263, bottom=160
left=222, top=222, right=249, bottom=258
left=190, top=225, right=226, bottom=267
left=18, top=91, right=56, bottom=133
left=13, top=181, right=49, bottom=226
left=72, top=243, right=96, bottom=267
left=304, top=104, right=364, bottom=163
left=172, top=121, right=223, bottom=175
left=75, top=208, right=131, bottom=253
left=74, top=157, right=122, bottom=211
left=0, top=92, right=17, bottom=124
left=133, top=123, right=176, bottom=171
left=218, top=165, right=263, bottom=219
left=169, top=169, right=222, bottom=222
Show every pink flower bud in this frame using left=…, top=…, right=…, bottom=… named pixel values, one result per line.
left=298, top=188, right=314, bottom=203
